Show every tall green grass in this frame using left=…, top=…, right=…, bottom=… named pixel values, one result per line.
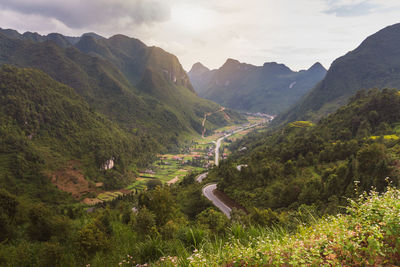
left=154, top=187, right=400, bottom=266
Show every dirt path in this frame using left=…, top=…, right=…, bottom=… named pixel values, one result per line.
left=167, top=176, right=179, bottom=185
left=202, top=107, right=230, bottom=138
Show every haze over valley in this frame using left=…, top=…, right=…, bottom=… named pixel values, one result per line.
left=1, top=1, right=400, bottom=266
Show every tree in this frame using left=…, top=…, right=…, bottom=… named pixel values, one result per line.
left=284, top=160, right=295, bottom=176
left=27, top=204, right=54, bottom=242
left=146, top=179, right=162, bottom=190
left=248, top=207, right=279, bottom=226
left=76, top=219, right=110, bottom=257
left=0, top=189, right=18, bottom=242
left=356, top=143, right=391, bottom=190
left=133, top=206, right=156, bottom=236
left=0, top=189, right=18, bottom=218
left=298, top=177, right=322, bottom=205
left=196, top=208, right=229, bottom=234
left=138, top=187, right=178, bottom=226
left=27, top=204, right=71, bottom=242
left=0, top=211, right=12, bottom=242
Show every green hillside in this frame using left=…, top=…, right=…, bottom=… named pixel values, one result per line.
left=75, top=34, right=194, bottom=90
left=188, top=59, right=326, bottom=114
left=213, top=89, right=400, bottom=213
left=0, top=65, right=142, bottom=200
left=0, top=31, right=244, bottom=152
left=74, top=33, right=239, bottom=136
left=275, top=23, right=400, bottom=125
left=4, top=22, right=400, bottom=267
left=0, top=62, right=242, bottom=265
left=1, top=68, right=399, bottom=266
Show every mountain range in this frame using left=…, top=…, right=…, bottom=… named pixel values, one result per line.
left=2, top=18, right=400, bottom=267
left=188, top=59, right=326, bottom=115
left=0, top=28, right=243, bottom=139
left=0, top=28, right=244, bottom=195
left=275, top=23, right=400, bottom=125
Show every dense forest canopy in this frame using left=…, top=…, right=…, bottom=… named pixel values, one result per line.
left=214, top=89, right=400, bottom=214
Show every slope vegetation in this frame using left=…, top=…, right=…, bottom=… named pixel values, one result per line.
left=184, top=187, right=400, bottom=266
left=0, top=29, right=244, bottom=152
left=276, top=23, right=400, bottom=125
left=213, top=89, right=400, bottom=213
left=0, top=65, right=140, bottom=200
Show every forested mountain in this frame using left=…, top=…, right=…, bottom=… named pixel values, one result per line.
left=3, top=2, right=400, bottom=265
left=0, top=28, right=246, bottom=202
left=0, top=28, right=243, bottom=266
left=0, top=65, right=140, bottom=200
left=212, top=89, right=400, bottom=213
left=188, top=59, right=326, bottom=114
left=0, top=29, right=244, bottom=151
left=275, top=23, right=400, bottom=125
left=2, top=67, right=400, bottom=266
left=187, top=62, right=215, bottom=94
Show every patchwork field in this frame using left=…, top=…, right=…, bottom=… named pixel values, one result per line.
left=83, top=115, right=267, bottom=205
left=127, top=152, right=209, bottom=191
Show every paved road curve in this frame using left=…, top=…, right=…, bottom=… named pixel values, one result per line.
left=202, top=183, right=231, bottom=218
left=196, top=172, right=208, bottom=183
left=201, top=121, right=266, bottom=218
left=214, top=121, right=263, bottom=166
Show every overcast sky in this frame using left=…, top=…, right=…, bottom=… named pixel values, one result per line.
left=0, top=0, right=399, bottom=71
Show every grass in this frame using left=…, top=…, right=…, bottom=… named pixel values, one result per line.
left=97, top=193, right=113, bottom=201
left=155, top=186, right=400, bottom=266
left=370, top=135, right=399, bottom=140
left=95, top=191, right=126, bottom=201
left=289, top=121, right=315, bottom=128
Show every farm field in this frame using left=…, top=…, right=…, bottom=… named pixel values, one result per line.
left=220, top=117, right=267, bottom=157
left=84, top=115, right=267, bottom=205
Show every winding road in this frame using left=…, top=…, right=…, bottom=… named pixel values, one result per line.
left=198, top=120, right=266, bottom=218
left=214, top=136, right=224, bottom=166
left=202, top=107, right=227, bottom=138
left=202, top=183, right=231, bottom=218
left=196, top=172, right=208, bottom=183
left=215, top=122, right=263, bottom=166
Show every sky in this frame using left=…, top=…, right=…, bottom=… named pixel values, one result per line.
left=0, top=0, right=399, bottom=71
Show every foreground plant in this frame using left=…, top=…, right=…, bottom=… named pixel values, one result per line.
left=175, top=186, right=400, bottom=266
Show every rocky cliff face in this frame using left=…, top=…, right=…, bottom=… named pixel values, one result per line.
left=102, top=158, right=115, bottom=170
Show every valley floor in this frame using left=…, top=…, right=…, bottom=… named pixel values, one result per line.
left=83, top=116, right=267, bottom=205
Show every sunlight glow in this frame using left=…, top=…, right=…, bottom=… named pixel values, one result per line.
left=171, top=5, right=215, bottom=31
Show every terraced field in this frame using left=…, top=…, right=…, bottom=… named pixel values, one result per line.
left=128, top=153, right=209, bottom=191
left=83, top=116, right=266, bottom=205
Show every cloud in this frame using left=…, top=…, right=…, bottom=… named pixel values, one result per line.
left=260, top=46, right=329, bottom=57
left=0, top=0, right=171, bottom=28
left=1, top=0, right=400, bottom=71
left=323, top=0, right=379, bottom=17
